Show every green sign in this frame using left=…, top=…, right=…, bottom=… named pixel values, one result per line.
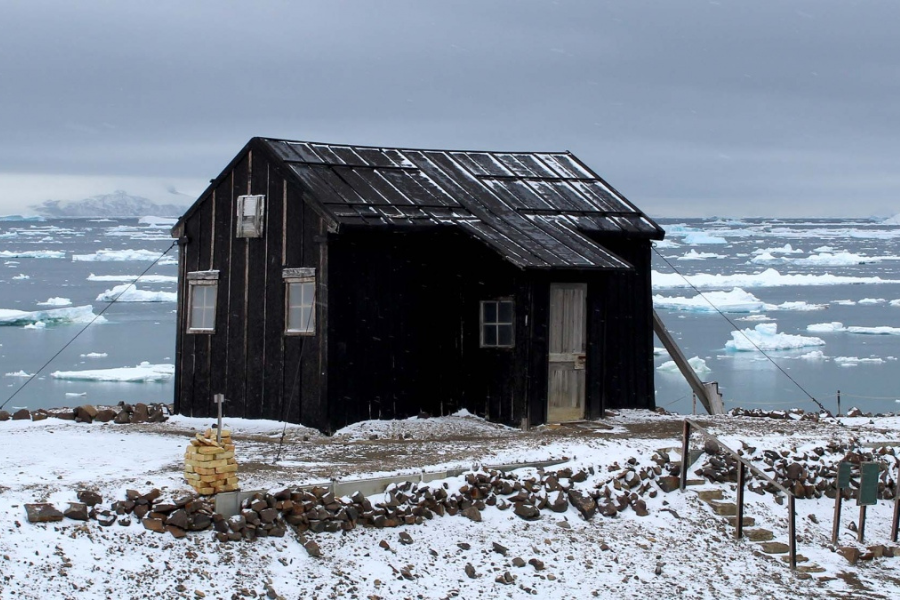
left=837, top=462, right=852, bottom=489
left=858, top=462, right=880, bottom=506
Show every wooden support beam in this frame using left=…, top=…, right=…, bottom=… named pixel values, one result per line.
left=653, top=311, right=724, bottom=414
left=680, top=420, right=691, bottom=492
left=736, top=461, right=746, bottom=540
left=788, top=495, right=797, bottom=571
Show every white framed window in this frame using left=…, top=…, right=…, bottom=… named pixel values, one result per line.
left=236, top=194, right=265, bottom=238
left=481, top=299, right=514, bottom=348
left=284, top=267, right=316, bottom=335
left=187, top=271, right=219, bottom=333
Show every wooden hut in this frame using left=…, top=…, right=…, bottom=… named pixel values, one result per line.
left=171, top=137, right=665, bottom=432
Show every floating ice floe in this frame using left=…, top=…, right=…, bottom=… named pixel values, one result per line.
left=752, top=244, right=802, bottom=255
left=681, top=232, right=727, bottom=245
left=65, top=392, right=87, bottom=397
left=4, top=370, right=33, bottom=377
left=657, top=356, right=711, bottom=375
left=676, top=250, right=726, bottom=260
left=807, top=322, right=845, bottom=333
left=652, top=268, right=900, bottom=289
left=652, top=239, right=680, bottom=248
left=858, top=298, right=885, bottom=305
left=72, top=249, right=177, bottom=265
left=87, top=273, right=177, bottom=283
left=831, top=299, right=856, bottom=306
left=0, top=215, right=44, bottom=222
left=891, top=299, right=900, bottom=307
left=725, top=323, right=825, bottom=352
left=806, top=322, right=900, bottom=335
left=80, top=352, right=108, bottom=358
left=0, top=250, right=65, bottom=259
left=796, top=350, right=827, bottom=360
left=749, top=252, right=788, bottom=265
left=834, top=356, right=885, bottom=367
left=96, top=284, right=177, bottom=303
left=12, top=274, right=29, bottom=280
left=138, top=216, right=178, bottom=226
left=653, top=347, right=669, bottom=356
left=36, top=297, right=72, bottom=307
left=50, top=362, right=174, bottom=383
left=0, top=305, right=105, bottom=327
left=24, top=322, right=46, bottom=329
left=813, top=245, right=835, bottom=252
left=653, top=288, right=825, bottom=313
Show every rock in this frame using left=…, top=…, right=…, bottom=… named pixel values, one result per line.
left=549, top=491, right=569, bottom=513
left=113, top=410, right=131, bottom=424
left=867, top=545, right=885, bottom=559
left=568, top=490, right=596, bottom=520
left=512, top=556, right=526, bottom=568
left=399, top=531, right=413, bottom=545
left=464, top=563, right=477, bottom=579
left=656, top=475, right=680, bottom=493
left=64, top=503, right=89, bottom=521
left=303, top=540, right=321, bottom=558
left=95, top=510, right=116, bottom=526
left=786, top=463, right=804, bottom=481
left=492, top=542, right=509, bottom=555
left=557, top=520, right=572, bottom=529
left=632, top=499, right=649, bottom=517
left=31, top=410, right=49, bottom=422
left=528, top=558, right=545, bottom=571
left=25, top=503, right=63, bottom=523
left=461, top=506, right=482, bottom=522
left=77, top=490, right=103, bottom=506
left=457, top=542, right=471, bottom=551
left=142, top=518, right=166, bottom=533
left=75, top=405, right=98, bottom=422
left=759, top=542, right=790, bottom=554
left=167, top=524, right=187, bottom=539
left=513, top=503, right=541, bottom=521
left=12, top=408, right=31, bottom=420
left=839, top=547, right=860, bottom=565
left=495, top=571, right=515, bottom=585
left=0, top=410, right=10, bottom=420
left=94, top=409, right=116, bottom=423
left=166, top=509, right=190, bottom=530
left=132, top=403, right=149, bottom=423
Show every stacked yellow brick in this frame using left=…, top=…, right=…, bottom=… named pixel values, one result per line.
left=183, top=429, right=239, bottom=495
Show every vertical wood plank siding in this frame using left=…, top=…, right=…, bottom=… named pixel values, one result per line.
left=174, top=141, right=657, bottom=430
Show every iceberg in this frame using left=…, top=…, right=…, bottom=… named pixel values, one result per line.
left=682, top=232, right=727, bottom=245
left=725, top=323, right=825, bottom=352
left=795, top=252, right=873, bottom=266
left=50, top=362, right=174, bottom=383
left=0, top=305, right=105, bottom=327
left=12, top=274, right=29, bottom=280
left=835, top=356, right=885, bottom=366
left=96, top=284, right=177, bottom=303
left=891, top=299, right=900, bottom=307
left=752, top=244, right=802, bottom=255
left=653, top=288, right=766, bottom=313
left=36, top=297, right=72, bottom=307
left=652, top=239, right=681, bottom=248
left=796, top=350, right=827, bottom=360
left=652, top=268, right=900, bottom=289
left=657, top=356, right=711, bottom=376
left=858, top=298, right=885, bottom=305
left=807, top=322, right=845, bottom=333
left=4, top=370, right=33, bottom=377
left=677, top=250, right=726, bottom=260
left=847, top=326, right=900, bottom=335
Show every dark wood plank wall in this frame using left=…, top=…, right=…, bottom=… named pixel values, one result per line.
left=225, top=155, right=250, bottom=418
left=210, top=177, right=233, bottom=415
left=261, top=175, right=286, bottom=423
left=592, top=238, right=655, bottom=410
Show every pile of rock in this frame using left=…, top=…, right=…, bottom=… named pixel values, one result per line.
left=211, top=492, right=288, bottom=542
left=184, top=429, right=239, bottom=495
left=0, top=402, right=171, bottom=424
left=25, top=488, right=216, bottom=538
left=694, top=441, right=899, bottom=501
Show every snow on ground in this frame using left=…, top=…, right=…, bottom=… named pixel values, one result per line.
left=653, top=288, right=825, bottom=313
left=725, top=323, right=825, bottom=352
left=657, top=356, right=711, bottom=375
left=36, top=297, right=72, bottom=307
left=50, top=361, right=174, bottom=382
left=0, top=305, right=104, bottom=327
left=95, top=284, right=177, bottom=302
left=87, top=273, right=177, bottom=283
left=72, top=248, right=177, bottom=265
left=652, top=268, right=900, bottom=289
left=1, top=412, right=899, bottom=599
left=0, top=249, right=65, bottom=259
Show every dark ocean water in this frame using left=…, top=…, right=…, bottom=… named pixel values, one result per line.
left=1, top=216, right=898, bottom=417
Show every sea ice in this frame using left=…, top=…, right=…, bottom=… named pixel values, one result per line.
left=847, top=326, right=900, bottom=335
left=139, top=216, right=178, bottom=226
left=654, top=288, right=825, bottom=313
left=80, top=352, right=108, bottom=358
left=12, top=274, right=29, bottom=280
left=834, top=356, right=885, bottom=366
left=813, top=245, right=835, bottom=252
left=796, top=350, right=827, bottom=360
left=858, top=298, right=885, bottom=305
left=831, top=299, right=856, bottom=306
left=96, top=284, right=177, bottom=303
left=656, top=356, right=711, bottom=376
left=652, top=268, right=900, bottom=289
left=676, top=250, right=726, bottom=260
left=681, top=232, right=727, bottom=245
left=652, top=239, right=680, bottom=248
left=794, top=252, right=872, bottom=266
left=807, top=322, right=845, bottom=333
left=0, top=305, right=105, bottom=327
left=653, top=347, right=669, bottom=356
left=72, top=249, right=177, bottom=265
left=4, top=370, right=33, bottom=377
left=725, top=323, right=825, bottom=352
left=24, top=322, right=46, bottom=329
left=751, top=244, right=802, bottom=255
left=50, top=361, right=174, bottom=383
left=891, top=299, right=900, bottom=307
left=36, top=297, right=72, bottom=307
left=87, top=273, right=177, bottom=283
left=0, top=250, right=64, bottom=259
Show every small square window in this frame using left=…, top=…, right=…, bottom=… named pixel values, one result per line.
left=481, top=299, right=514, bottom=348
left=236, top=194, right=265, bottom=238
left=284, top=268, right=316, bottom=335
left=188, top=284, right=217, bottom=333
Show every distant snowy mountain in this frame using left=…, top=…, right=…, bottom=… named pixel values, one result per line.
left=883, top=213, right=900, bottom=225
left=31, top=190, right=190, bottom=218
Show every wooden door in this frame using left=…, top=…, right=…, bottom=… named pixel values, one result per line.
left=547, top=283, right=587, bottom=422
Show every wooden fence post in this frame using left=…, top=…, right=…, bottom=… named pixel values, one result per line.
left=736, top=461, right=746, bottom=539
left=788, top=494, right=797, bottom=570
left=680, top=420, right=691, bottom=491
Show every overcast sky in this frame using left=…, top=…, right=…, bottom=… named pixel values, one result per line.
left=2, top=1, right=898, bottom=217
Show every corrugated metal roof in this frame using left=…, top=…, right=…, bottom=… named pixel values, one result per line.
left=264, top=138, right=663, bottom=270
